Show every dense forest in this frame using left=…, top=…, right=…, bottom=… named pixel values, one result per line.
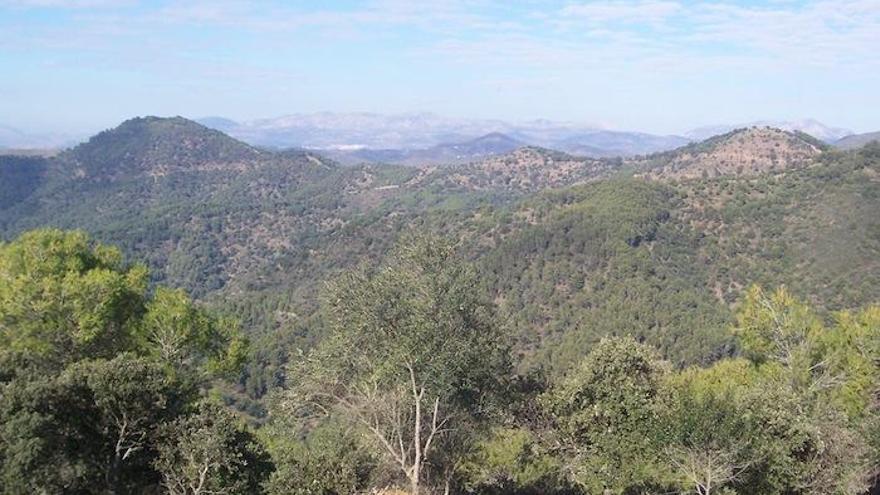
left=2, top=117, right=880, bottom=493
left=1, top=229, right=879, bottom=494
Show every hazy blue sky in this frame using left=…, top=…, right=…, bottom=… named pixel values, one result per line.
left=1, top=0, right=879, bottom=135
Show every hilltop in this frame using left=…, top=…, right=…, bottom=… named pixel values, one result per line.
left=640, top=127, right=824, bottom=180
left=411, top=147, right=619, bottom=192
left=58, top=116, right=266, bottom=181
left=684, top=118, right=852, bottom=142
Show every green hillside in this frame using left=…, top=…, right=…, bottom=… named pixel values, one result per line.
left=0, top=155, right=46, bottom=211
left=3, top=119, right=880, bottom=495
left=2, top=118, right=879, bottom=387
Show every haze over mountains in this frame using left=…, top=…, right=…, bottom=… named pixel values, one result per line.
left=2, top=112, right=872, bottom=166
left=0, top=124, right=75, bottom=150
left=190, top=113, right=861, bottom=162
left=836, top=131, right=880, bottom=150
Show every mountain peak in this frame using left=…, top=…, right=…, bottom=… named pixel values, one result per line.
left=446, top=133, right=523, bottom=155
left=63, top=116, right=260, bottom=180
left=644, top=126, right=824, bottom=180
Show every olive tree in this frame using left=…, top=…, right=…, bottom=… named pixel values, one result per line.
left=277, top=235, right=510, bottom=495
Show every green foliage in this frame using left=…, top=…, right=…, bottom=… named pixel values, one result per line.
left=2, top=118, right=880, bottom=494
left=541, top=337, right=669, bottom=492
left=733, top=382, right=869, bottom=494
left=734, top=285, right=880, bottom=419
left=140, top=287, right=249, bottom=379
left=316, top=234, right=510, bottom=409
left=821, top=306, right=880, bottom=418
left=660, top=375, right=756, bottom=494
left=0, top=354, right=173, bottom=494
left=0, top=229, right=148, bottom=375
left=277, top=235, right=512, bottom=494
left=0, top=155, right=46, bottom=212
left=263, top=418, right=376, bottom=495
left=4, top=118, right=880, bottom=403
left=734, top=285, right=823, bottom=366
left=689, top=287, right=878, bottom=494
left=155, top=402, right=273, bottom=495
left=479, top=179, right=731, bottom=374
left=66, top=116, right=262, bottom=181
left=458, top=427, right=572, bottom=495
left=0, top=229, right=268, bottom=494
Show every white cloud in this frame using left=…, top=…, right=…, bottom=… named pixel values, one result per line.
left=4, top=0, right=879, bottom=82
left=427, top=0, right=880, bottom=72
left=560, top=1, right=683, bottom=24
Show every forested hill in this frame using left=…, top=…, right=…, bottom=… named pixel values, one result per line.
left=638, top=126, right=826, bottom=180
left=62, top=116, right=271, bottom=181
left=2, top=116, right=879, bottom=381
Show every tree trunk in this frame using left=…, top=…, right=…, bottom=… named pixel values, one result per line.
left=411, top=389, right=421, bottom=495
left=409, top=364, right=423, bottom=495
left=411, top=476, right=420, bottom=495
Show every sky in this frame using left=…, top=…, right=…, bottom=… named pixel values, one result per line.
left=1, top=0, right=879, bottom=136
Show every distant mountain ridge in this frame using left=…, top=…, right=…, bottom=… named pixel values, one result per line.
left=196, top=112, right=689, bottom=159
left=558, top=130, right=689, bottom=157
left=834, top=131, right=880, bottom=150
left=324, top=132, right=525, bottom=165
left=0, top=124, right=78, bottom=149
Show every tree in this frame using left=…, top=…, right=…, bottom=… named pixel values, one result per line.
left=278, top=235, right=510, bottom=495
left=817, top=306, right=880, bottom=419
left=457, top=426, right=572, bottom=495
left=155, top=403, right=272, bottom=495
left=0, top=354, right=173, bottom=494
left=138, top=287, right=248, bottom=381
left=0, top=229, right=262, bottom=494
left=733, top=381, right=870, bottom=495
left=541, top=336, right=668, bottom=493
left=734, top=286, right=817, bottom=363
left=262, top=417, right=376, bottom=495
left=662, top=387, right=753, bottom=495
left=68, top=355, right=175, bottom=493
left=727, top=287, right=875, bottom=494
left=0, top=229, right=148, bottom=377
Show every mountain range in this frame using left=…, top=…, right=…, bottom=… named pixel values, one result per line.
left=195, top=112, right=693, bottom=160
left=195, top=113, right=861, bottom=164
left=2, top=116, right=879, bottom=381
left=2, top=113, right=868, bottom=164
left=835, top=131, right=880, bottom=150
